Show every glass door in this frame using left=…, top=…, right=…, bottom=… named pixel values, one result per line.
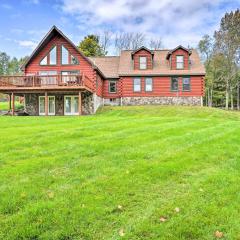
left=39, top=96, right=45, bottom=115
left=64, top=96, right=79, bottom=115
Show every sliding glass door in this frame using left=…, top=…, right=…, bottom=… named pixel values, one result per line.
left=64, top=96, right=79, bottom=115
left=39, top=96, right=55, bottom=116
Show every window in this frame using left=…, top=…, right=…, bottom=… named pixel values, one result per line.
left=109, top=81, right=117, bottom=93
left=61, top=45, right=69, bottom=64
left=182, top=77, right=191, bottom=91
left=176, top=55, right=184, bottom=69
left=39, top=71, right=57, bottom=85
left=139, top=56, right=147, bottom=70
left=61, top=71, right=79, bottom=83
left=171, top=77, right=178, bottom=91
left=71, top=55, right=79, bottom=65
left=145, top=78, right=152, bottom=92
left=39, top=96, right=55, bottom=115
left=133, top=78, right=141, bottom=92
left=64, top=96, right=79, bottom=115
left=49, top=46, right=57, bottom=65
left=40, top=56, right=47, bottom=65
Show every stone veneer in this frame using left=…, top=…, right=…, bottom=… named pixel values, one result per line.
left=24, top=92, right=98, bottom=116
left=121, top=96, right=202, bottom=106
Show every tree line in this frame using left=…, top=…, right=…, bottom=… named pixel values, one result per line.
left=198, top=9, right=240, bottom=109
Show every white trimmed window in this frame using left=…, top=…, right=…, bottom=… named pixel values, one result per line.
left=139, top=56, right=147, bottom=70
left=39, top=96, right=55, bottom=116
left=182, top=77, right=191, bottom=91
left=61, top=45, right=69, bottom=64
left=145, top=78, right=152, bottom=92
left=133, top=78, right=141, bottom=92
left=49, top=46, right=57, bottom=65
left=176, top=56, right=184, bottom=69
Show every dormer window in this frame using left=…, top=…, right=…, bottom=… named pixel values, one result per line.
left=176, top=55, right=184, bottom=69
left=139, top=56, right=147, bottom=70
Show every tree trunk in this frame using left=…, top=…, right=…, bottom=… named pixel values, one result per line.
left=231, top=88, right=234, bottom=110
left=226, top=80, right=229, bottom=110
left=237, top=81, right=240, bottom=110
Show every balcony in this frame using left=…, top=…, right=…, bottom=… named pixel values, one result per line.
left=0, top=74, right=93, bottom=93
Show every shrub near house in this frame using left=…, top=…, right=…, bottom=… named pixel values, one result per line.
left=0, top=26, right=205, bottom=116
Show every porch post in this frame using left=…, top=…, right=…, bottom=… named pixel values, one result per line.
left=11, top=92, right=14, bottom=116
left=79, top=91, right=82, bottom=115
left=9, top=94, right=12, bottom=112
left=45, top=92, right=48, bottom=116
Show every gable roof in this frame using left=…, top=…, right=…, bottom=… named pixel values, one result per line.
left=21, top=26, right=105, bottom=78
left=166, top=45, right=192, bottom=59
left=131, top=46, right=154, bottom=59
left=89, top=49, right=205, bottom=77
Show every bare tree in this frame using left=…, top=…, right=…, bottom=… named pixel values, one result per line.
left=100, top=31, right=112, bottom=56
left=114, top=32, right=146, bottom=54
left=149, top=38, right=163, bottom=50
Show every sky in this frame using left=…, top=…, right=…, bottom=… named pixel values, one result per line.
left=0, top=0, right=239, bottom=58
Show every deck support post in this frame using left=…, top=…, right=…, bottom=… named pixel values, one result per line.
left=9, top=94, right=12, bottom=112
left=11, top=92, right=14, bottom=116
left=79, top=91, right=82, bottom=115
left=45, top=92, right=48, bottom=116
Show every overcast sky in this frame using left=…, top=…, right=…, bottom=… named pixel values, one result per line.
left=0, top=0, right=239, bottom=58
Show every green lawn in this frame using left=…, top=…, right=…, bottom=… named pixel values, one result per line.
left=0, top=101, right=23, bottom=111
left=0, top=106, right=240, bottom=240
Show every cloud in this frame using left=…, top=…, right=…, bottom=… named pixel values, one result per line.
left=18, top=40, right=37, bottom=49
left=59, top=0, right=240, bottom=48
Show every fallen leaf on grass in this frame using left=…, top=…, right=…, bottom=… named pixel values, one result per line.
left=160, top=217, right=167, bottom=222
left=119, top=228, right=125, bottom=237
left=47, top=191, right=54, bottom=199
left=215, top=230, right=224, bottom=238
left=175, top=207, right=180, bottom=213
left=117, top=205, right=123, bottom=210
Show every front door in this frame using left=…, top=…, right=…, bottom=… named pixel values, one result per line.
left=64, top=96, right=79, bottom=115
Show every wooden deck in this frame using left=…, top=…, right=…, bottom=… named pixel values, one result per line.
left=0, top=74, right=93, bottom=93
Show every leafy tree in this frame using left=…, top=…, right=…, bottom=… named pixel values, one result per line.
left=78, top=35, right=105, bottom=57
left=0, top=52, right=10, bottom=75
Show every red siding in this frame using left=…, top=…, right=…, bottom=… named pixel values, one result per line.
left=25, top=34, right=96, bottom=90
left=103, top=79, right=121, bottom=98
left=120, top=76, right=204, bottom=97
left=170, top=49, right=189, bottom=70
left=96, top=73, right=104, bottom=97
left=133, top=50, right=153, bottom=70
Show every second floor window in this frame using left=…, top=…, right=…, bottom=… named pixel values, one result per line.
left=176, top=56, right=184, bottom=69
left=61, top=45, right=69, bottom=64
left=145, top=78, right=152, bottom=92
left=139, top=57, right=147, bottom=70
left=171, top=77, right=178, bottom=91
left=109, top=81, right=117, bottom=93
left=49, top=46, right=57, bottom=65
left=133, top=78, right=141, bottom=92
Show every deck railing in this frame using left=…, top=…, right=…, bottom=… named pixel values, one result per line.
left=0, top=74, right=93, bottom=91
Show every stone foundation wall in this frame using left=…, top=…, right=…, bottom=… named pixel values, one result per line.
left=24, top=92, right=96, bottom=116
left=93, top=94, right=104, bottom=113
left=121, top=96, right=202, bottom=106
left=103, top=98, right=121, bottom=106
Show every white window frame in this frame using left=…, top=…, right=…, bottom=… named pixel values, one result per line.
left=49, top=46, right=57, bottom=65
left=176, top=55, right=184, bottom=69
left=64, top=95, right=79, bottom=116
left=61, top=45, right=69, bottom=65
left=133, top=78, right=141, bottom=92
left=145, top=77, right=153, bottom=92
left=139, top=56, right=147, bottom=70
left=38, top=96, right=55, bottom=116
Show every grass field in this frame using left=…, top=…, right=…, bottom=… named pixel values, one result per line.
left=0, top=101, right=23, bottom=111
left=0, top=106, right=240, bottom=239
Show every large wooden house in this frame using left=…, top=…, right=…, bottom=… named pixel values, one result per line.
left=0, top=26, right=205, bottom=116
